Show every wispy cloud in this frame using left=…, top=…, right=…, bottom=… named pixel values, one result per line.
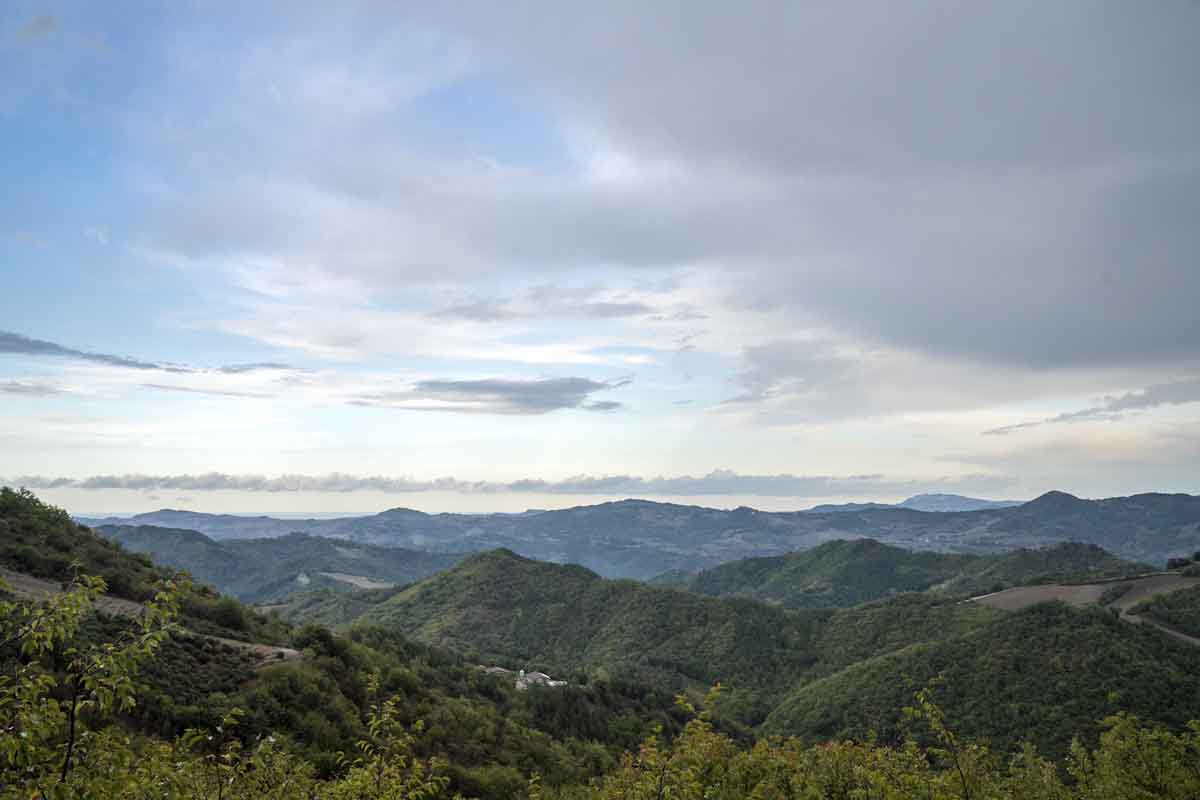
left=351, top=376, right=630, bottom=415
left=20, top=15, right=56, bottom=40
left=141, top=383, right=274, bottom=399
left=433, top=285, right=657, bottom=323
left=0, top=380, right=66, bottom=397
left=984, top=377, right=1200, bottom=435
left=5, top=469, right=1015, bottom=498
left=0, top=330, right=293, bottom=376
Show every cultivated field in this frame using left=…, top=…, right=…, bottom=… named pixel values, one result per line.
left=970, top=573, right=1200, bottom=647
left=972, top=574, right=1200, bottom=612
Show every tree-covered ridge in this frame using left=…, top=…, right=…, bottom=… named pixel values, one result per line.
left=98, top=524, right=463, bottom=602
left=763, top=601, right=1200, bottom=759
left=357, top=549, right=827, bottom=721
left=673, top=538, right=1148, bottom=609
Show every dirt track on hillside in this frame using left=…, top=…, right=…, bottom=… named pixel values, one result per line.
left=0, top=566, right=299, bottom=667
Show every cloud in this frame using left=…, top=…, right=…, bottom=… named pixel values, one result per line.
left=141, top=383, right=274, bottom=399
left=0, top=380, right=66, bottom=396
left=726, top=340, right=855, bottom=405
left=0, top=330, right=293, bottom=376
left=213, top=362, right=294, bottom=374
left=20, top=15, right=56, bottom=39
left=0, top=330, right=190, bottom=372
left=5, top=469, right=1015, bottom=498
left=433, top=285, right=657, bottom=323
left=135, top=3, right=1199, bottom=376
left=83, top=226, right=109, bottom=245
left=984, top=377, right=1200, bottom=435
left=351, top=376, right=629, bottom=415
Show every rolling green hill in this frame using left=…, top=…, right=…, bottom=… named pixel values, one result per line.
left=98, top=524, right=463, bottom=602
left=673, top=538, right=1145, bottom=608
left=333, top=546, right=1200, bottom=752
left=762, top=601, right=1200, bottom=758
left=356, top=549, right=827, bottom=720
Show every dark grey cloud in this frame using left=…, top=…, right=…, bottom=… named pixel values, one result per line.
left=466, top=1, right=1198, bottom=172
left=6, top=468, right=1016, bottom=498
left=142, top=384, right=274, bottom=399
left=985, top=377, right=1200, bottom=435
left=0, top=330, right=190, bottom=372
left=351, top=377, right=629, bottom=415
left=138, top=2, right=1200, bottom=385
left=1, top=330, right=293, bottom=377
left=0, top=380, right=65, bottom=397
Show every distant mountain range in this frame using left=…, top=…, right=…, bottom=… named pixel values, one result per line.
left=79, top=490, right=1200, bottom=578
left=96, top=525, right=461, bottom=602
left=807, top=493, right=1023, bottom=513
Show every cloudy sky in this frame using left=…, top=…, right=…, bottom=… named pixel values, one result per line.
left=2, top=1, right=1198, bottom=514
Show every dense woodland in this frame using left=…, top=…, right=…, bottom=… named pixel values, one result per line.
left=4, top=487, right=1200, bottom=798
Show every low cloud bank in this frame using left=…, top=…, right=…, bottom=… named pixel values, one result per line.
left=6, top=469, right=1013, bottom=498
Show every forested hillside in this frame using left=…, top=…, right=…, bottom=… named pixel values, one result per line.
left=329, top=546, right=1200, bottom=750
left=0, top=489, right=717, bottom=796
left=98, top=524, right=462, bottom=601
left=673, top=538, right=1145, bottom=608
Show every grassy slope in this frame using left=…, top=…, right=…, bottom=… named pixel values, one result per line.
left=681, top=539, right=1145, bottom=608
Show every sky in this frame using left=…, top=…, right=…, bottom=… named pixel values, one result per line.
left=1, top=1, right=1198, bottom=515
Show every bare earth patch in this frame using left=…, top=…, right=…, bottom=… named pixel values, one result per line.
left=970, top=573, right=1200, bottom=646
left=318, top=571, right=396, bottom=590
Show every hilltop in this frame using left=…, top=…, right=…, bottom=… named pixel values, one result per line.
left=79, top=491, right=1200, bottom=577
left=669, top=538, right=1146, bottom=608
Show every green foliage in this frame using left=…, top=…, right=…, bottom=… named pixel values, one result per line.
left=3, top=561, right=1200, bottom=799
left=1130, top=584, right=1200, bottom=637
left=763, top=602, right=1200, bottom=759
left=679, top=539, right=1147, bottom=609
left=0, top=486, right=164, bottom=601
left=357, top=550, right=827, bottom=718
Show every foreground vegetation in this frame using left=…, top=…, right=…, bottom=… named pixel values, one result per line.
left=3, top=572, right=1200, bottom=799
